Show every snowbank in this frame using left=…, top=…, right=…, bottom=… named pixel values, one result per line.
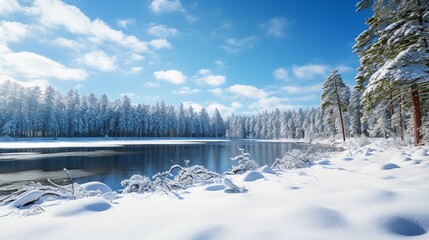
left=1, top=139, right=429, bottom=239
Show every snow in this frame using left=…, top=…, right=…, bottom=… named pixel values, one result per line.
left=0, top=138, right=230, bottom=149
left=1, top=138, right=429, bottom=239
left=258, top=165, right=276, bottom=174
left=241, top=171, right=265, bottom=182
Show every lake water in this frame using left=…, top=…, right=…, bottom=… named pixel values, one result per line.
left=0, top=140, right=337, bottom=192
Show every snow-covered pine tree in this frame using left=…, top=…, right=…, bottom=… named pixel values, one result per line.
left=356, top=0, right=429, bottom=145
left=41, top=86, right=58, bottom=137
left=210, top=108, right=225, bottom=138
left=321, top=70, right=350, bottom=141
left=348, top=89, right=363, bottom=137
left=198, top=107, right=210, bottom=137
left=177, top=103, right=186, bottom=137
left=118, top=95, right=133, bottom=137
left=186, top=106, right=197, bottom=137
left=96, top=94, right=111, bottom=136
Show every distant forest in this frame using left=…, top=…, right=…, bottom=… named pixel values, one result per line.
left=0, top=80, right=324, bottom=140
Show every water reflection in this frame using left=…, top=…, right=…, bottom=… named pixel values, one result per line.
left=0, top=140, right=336, bottom=191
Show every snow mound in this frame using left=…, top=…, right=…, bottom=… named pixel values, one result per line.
left=204, top=185, right=225, bottom=191
left=258, top=165, right=276, bottom=174
left=315, top=158, right=331, bottom=165
left=9, top=190, right=45, bottom=208
left=412, top=148, right=429, bottom=158
left=363, top=147, right=373, bottom=156
left=223, top=178, right=246, bottom=193
left=382, top=163, right=400, bottom=170
left=379, top=216, right=427, bottom=236
left=370, top=189, right=397, bottom=202
left=53, top=197, right=111, bottom=217
left=241, top=171, right=265, bottom=182
left=297, top=206, right=346, bottom=229
left=188, top=226, right=226, bottom=240
left=81, top=181, right=113, bottom=194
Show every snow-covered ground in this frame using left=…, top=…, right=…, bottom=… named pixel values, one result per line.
left=1, top=138, right=429, bottom=240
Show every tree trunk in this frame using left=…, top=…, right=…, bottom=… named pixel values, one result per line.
left=411, top=83, right=422, bottom=145
left=399, top=94, right=404, bottom=141
left=389, top=92, right=396, bottom=137
left=334, top=80, right=346, bottom=142
left=356, top=109, right=362, bottom=136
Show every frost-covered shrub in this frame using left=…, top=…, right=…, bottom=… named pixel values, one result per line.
left=222, top=178, right=247, bottom=193
left=1, top=181, right=73, bottom=209
left=121, top=174, right=154, bottom=193
left=225, top=148, right=259, bottom=175
left=152, top=163, right=220, bottom=191
left=272, top=149, right=328, bottom=171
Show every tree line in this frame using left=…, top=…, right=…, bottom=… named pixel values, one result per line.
left=0, top=81, right=226, bottom=138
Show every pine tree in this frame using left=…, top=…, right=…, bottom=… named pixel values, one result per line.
left=321, top=70, right=350, bottom=141
left=348, top=89, right=363, bottom=137
left=42, top=86, right=58, bottom=137
left=356, top=0, right=429, bottom=145
left=210, top=108, right=225, bottom=138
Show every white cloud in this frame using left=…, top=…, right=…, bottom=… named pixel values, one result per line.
left=53, top=37, right=84, bottom=49
left=80, top=51, right=116, bottom=72
left=215, top=60, right=225, bottom=66
left=74, top=83, right=83, bottom=90
left=197, top=69, right=211, bottom=75
left=130, top=53, right=145, bottom=61
left=143, top=81, right=160, bottom=88
left=1, top=51, right=88, bottom=80
left=211, top=22, right=232, bottom=37
left=273, top=68, right=289, bottom=81
left=262, top=17, right=288, bottom=38
left=250, top=97, right=296, bottom=111
left=281, top=84, right=321, bottom=94
left=231, top=101, right=241, bottom=109
left=227, top=84, right=267, bottom=99
left=154, top=70, right=186, bottom=84
left=292, top=64, right=330, bottom=79
left=116, top=19, right=134, bottom=28
left=209, top=88, right=222, bottom=96
left=150, top=0, right=184, bottom=13
left=207, top=102, right=240, bottom=117
left=149, top=0, right=195, bottom=23
left=149, top=39, right=172, bottom=49
left=295, top=94, right=318, bottom=101
left=0, top=43, right=10, bottom=53
left=0, top=0, right=22, bottom=15
left=0, top=75, right=50, bottom=90
left=182, top=101, right=203, bottom=112
left=337, top=65, right=354, bottom=74
left=130, top=67, right=143, bottom=74
left=173, top=86, right=201, bottom=95
left=197, top=75, right=226, bottom=87
left=0, top=21, right=29, bottom=43
left=120, top=92, right=137, bottom=98
left=148, top=24, right=178, bottom=38
left=31, top=0, right=148, bottom=52
left=220, top=36, right=257, bottom=53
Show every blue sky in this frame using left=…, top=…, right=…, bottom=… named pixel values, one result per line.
left=0, top=0, right=371, bottom=116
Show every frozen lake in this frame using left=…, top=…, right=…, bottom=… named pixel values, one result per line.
left=0, top=139, right=336, bottom=191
